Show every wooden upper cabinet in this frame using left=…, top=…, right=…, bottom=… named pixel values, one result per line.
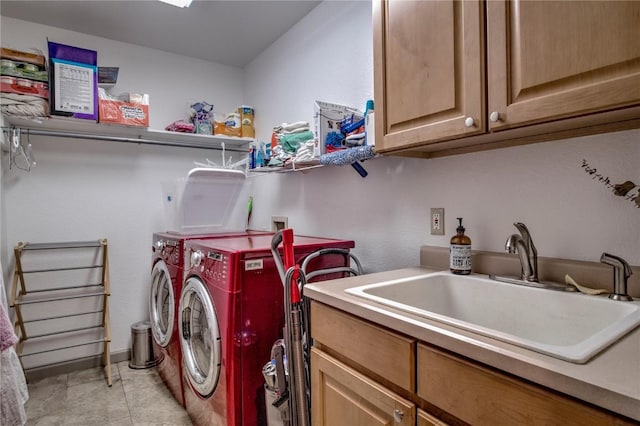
left=373, top=0, right=485, bottom=153
left=487, top=0, right=640, bottom=131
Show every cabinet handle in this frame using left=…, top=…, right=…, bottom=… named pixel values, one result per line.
left=464, top=117, right=475, bottom=128
left=393, top=409, right=404, bottom=423
left=490, top=111, right=502, bottom=122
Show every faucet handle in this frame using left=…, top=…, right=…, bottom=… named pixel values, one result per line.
left=600, top=253, right=632, bottom=277
left=600, top=252, right=633, bottom=301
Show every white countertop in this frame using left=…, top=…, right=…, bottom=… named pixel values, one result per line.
left=304, top=267, right=640, bottom=421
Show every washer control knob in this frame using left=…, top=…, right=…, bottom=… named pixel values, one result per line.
left=155, top=240, right=165, bottom=251
left=464, top=117, right=475, bottom=128
left=191, top=250, right=204, bottom=268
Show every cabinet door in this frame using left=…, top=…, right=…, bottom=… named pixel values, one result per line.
left=311, top=348, right=415, bottom=426
left=487, top=0, right=640, bottom=131
left=418, top=409, right=449, bottom=426
left=417, top=344, right=634, bottom=425
left=373, top=0, right=485, bottom=153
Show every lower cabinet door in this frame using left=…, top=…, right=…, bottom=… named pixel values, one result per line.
left=311, top=347, right=415, bottom=426
left=418, top=409, right=449, bottom=426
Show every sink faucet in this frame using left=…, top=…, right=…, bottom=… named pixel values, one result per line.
left=491, top=222, right=574, bottom=292
left=600, top=253, right=633, bottom=301
left=506, top=222, right=539, bottom=282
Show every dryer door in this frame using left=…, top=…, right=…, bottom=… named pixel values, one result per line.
left=179, top=276, right=222, bottom=398
left=150, top=260, right=174, bottom=347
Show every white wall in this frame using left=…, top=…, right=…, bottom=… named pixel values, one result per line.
left=2, top=1, right=639, bottom=360
left=0, top=16, right=247, bottom=355
left=244, top=1, right=640, bottom=272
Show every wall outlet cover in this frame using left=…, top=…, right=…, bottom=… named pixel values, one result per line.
left=430, top=208, right=444, bottom=235
left=271, top=216, right=288, bottom=231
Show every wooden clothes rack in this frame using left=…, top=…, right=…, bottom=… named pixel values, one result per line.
left=10, top=239, right=112, bottom=386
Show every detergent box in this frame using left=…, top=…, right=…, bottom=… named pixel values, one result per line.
left=313, top=100, right=362, bottom=157
left=238, top=105, right=255, bottom=138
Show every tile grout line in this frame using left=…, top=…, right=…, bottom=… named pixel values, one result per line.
left=117, top=362, right=136, bottom=425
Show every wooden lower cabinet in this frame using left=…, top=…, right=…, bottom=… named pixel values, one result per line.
left=417, top=344, right=633, bottom=426
left=311, top=347, right=416, bottom=426
left=417, top=409, right=449, bottom=426
left=309, top=302, right=637, bottom=426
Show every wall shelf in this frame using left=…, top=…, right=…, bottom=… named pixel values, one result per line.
left=2, top=115, right=253, bottom=152
left=249, top=159, right=324, bottom=174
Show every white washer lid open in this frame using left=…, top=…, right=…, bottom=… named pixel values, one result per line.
left=164, top=168, right=247, bottom=234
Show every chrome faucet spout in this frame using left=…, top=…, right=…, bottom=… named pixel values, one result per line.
left=514, top=222, right=538, bottom=281
left=503, top=223, right=539, bottom=282
left=505, top=235, right=533, bottom=279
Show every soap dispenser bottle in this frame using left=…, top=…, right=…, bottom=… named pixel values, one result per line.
left=450, top=217, right=472, bottom=275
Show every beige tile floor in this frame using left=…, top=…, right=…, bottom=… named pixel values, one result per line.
left=24, top=361, right=193, bottom=426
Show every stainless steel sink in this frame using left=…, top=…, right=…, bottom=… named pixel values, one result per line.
left=345, top=271, right=640, bottom=363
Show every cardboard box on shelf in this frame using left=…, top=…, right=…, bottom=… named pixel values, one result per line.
left=98, top=88, right=149, bottom=127
left=313, top=100, right=362, bottom=157
left=1, top=48, right=46, bottom=68
left=238, top=105, right=255, bottom=138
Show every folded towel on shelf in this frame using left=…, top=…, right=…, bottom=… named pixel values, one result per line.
left=0, top=92, right=49, bottom=118
left=280, top=130, right=314, bottom=154
left=294, top=141, right=316, bottom=162
left=281, top=121, right=309, bottom=132
left=282, top=126, right=310, bottom=135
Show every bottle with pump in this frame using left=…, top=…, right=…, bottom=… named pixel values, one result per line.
left=450, top=217, right=472, bottom=275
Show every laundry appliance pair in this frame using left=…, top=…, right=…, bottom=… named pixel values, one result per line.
left=179, top=233, right=354, bottom=426
left=148, top=168, right=356, bottom=425
left=149, top=168, right=260, bottom=407
left=149, top=229, right=270, bottom=407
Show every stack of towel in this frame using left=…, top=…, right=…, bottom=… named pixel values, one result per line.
left=270, top=121, right=316, bottom=166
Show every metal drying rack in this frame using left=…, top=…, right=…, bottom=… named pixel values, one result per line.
left=10, top=239, right=113, bottom=386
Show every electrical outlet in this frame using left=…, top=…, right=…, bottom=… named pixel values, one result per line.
left=271, top=216, right=288, bottom=232
left=430, top=208, right=445, bottom=235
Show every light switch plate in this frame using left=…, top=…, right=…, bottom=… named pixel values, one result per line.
left=430, top=208, right=444, bottom=235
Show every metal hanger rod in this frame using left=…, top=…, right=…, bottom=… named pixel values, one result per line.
left=19, top=128, right=248, bottom=152
left=23, top=265, right=102, bottom=274
left=24, top=241, right=102, bottom=250
left=21, top=339, right=106, bottom=357
left=23, top=309, right=105, bottom=323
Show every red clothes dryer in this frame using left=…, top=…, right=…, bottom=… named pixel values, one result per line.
left=150, top=231, right=271, bottom=407
left=179, top=234, right=354, bottom=426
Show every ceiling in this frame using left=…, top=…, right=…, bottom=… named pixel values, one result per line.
left=0, top=0, right=322, bottom=67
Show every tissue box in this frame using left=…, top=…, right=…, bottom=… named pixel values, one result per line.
left=313, top=100, right=362, bottom=157
left=98, top=88, right=149, bottom=127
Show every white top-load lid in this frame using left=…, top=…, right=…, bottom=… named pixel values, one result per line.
left=175, top=168, right=247, bottom=234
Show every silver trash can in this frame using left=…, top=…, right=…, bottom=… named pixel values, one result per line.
left=129, top=320, right=161, bottom=369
